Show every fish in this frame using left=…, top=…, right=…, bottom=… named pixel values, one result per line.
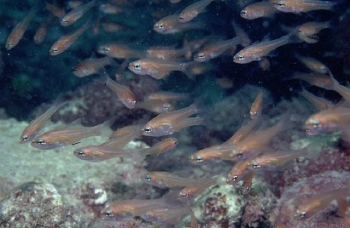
left=178, top=0, right=214, bottom=22
left=19, top=100, right=67, bottom=143
left=194, top=37, right=242, bottom=62
left=45, top=3, right=65, bottom=19
left=73, top=145, right=133, bottom=162
left=146, top=46, right=188, bottom=61
left=178, top=176, right=218, bottom=200
left=60, top=0, right=96, bottom=26
left=31, top=119, right=111, bottom=150
left=144, top=171, right=198, bottom=189
left=233, top=34, right=293, bottom=64
left=102, top=191, right=176, bottom=220
left=141, top=102, right=203, bottom=137
left=226, top=158, right=252, bottom=185
left=154, top=14, right=204, bottom=34
left=128, top=58, right=196, bottom=80
left=223, top=115, right=261, bottom=146
left=49, top=20, right=90, bottom=55
left=247, top=147, right=312, bottom=170
left=240, top=170, right=254, bottom=195
left=140, top=206, right=189, bottom=223
left=250, top=90, right=263, bottom=119
left=293, top=188, right=350, bottom=220
left=6, top=7, right=39, bottom=50
left=295, top=53, right=329, bottom=74
left=136, top=100, right=173, bottom=113
left=328, top=71, right=350, bottom=105
left=97, top=44, right=145, bottom=59
left=99, top=3, right=123, bottom=14
left=144, top=138, right=179, bottom=156
left=230, top=113, right=292, bottom=158
left=270, top=0, right=336, bottom=14
left=101, top=22, right=126, bottom=33
left=291, top=72, right=333, bottom=89
left=145, top=92, right=189, bottom=102
left=34, top=16, right=56, bottom=44
left=240, top=2, right=278, bottom=20
left=231, top=21, right=251, bottom=47
left=300, top=88, right=334, bottom=110
left=304, top=107, right=350, bottom=135
left=73, top=57, right=115, bottom=77
left=295, top=21, right=331, bottom=43
left=96, top=70, right=137, bottom=109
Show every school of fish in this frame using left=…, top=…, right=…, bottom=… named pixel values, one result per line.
left=7, top=0, right=350, bottom=226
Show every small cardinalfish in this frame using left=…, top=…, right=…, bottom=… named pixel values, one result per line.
left=60, top=0, right=96, bottom=26
left=304, top=107, right=350, bottom=135
left=295, top=53, right=329, bottom=74
left=178, top=0, right=214, bottom=22
left=194, top=37, right=242, bottom=62
left=19, top=100, right=67, bottom=143
left=136, top=100, right=173, bottom=113
left=250, top=90, right=263, bottom=119
left=73, top=57, right=115, bottom=77
left=96, top=71, right=136, bottom=109
left=34, top=16, right=57, bottom=44
left=188, top=145, right=234, bottom=164
left=178, top=176, right=220, bottom=200
left=231, top=21, right=251, bottom=47
left=102, top=191, right=175, bottom=220
left=49, top=20, right=90, bottom=55
left=230, top=113, right=292, bottom=159
left=146, top=46, right=188, bottom=61
left=226, top=156, right=256, bottom=185
left=145, top=92, right=189, bottom=102
left=143, top=138, right=179, bottom=156
left=270, top=0, right=336, bottom=14
left=73, top=145, right=133, bottom=162
left=291, top=72, right=332, bottom=90
left=129, top=58, right=196, bottom=80
left=45, top=3, right=65, bottom=19
left=140, top=206, right=188, bottom=224
left=296, top=21, right=331, bottom=43
left=233, top=34, right=293, bottom=64
left=293, top=188, right=350, bottom=220
left=6, top=7, right=39, bottom=50
left=300, top=88, right=334, bottom=111
left=247, top=146, right=317, bottom=170
left=240, top=2, right=278, bottom=20
left=97, top=44, right=145, bottom=59
left=144, top=171, right=198, bottom=189
left=240, top=170, right=254, bottom=195
left=223, top=115, right=261, bottom=146
left=31, top=118, right=111, bottom=150
left=99, top=4, right=123, bottom=14
left=141, top=102, right=203, bottom=137
left=154, top=14, right=204, bottom=34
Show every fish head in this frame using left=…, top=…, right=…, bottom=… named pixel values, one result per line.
left=188, top=154, right=204, bottom=164
left=233, top=52, right=254, bottom=64
left=226, top=174, right=238, bottom=185
left=153, top=21, right=166, bottom=33
left=31, top=137, right=60, bottom=150
left=142, top=123, right=174, bottom=137
left=19, top=133, right=32, bottom=144
left=60, top=15, right=73, bottom=26
left=101, top=207, right=133, bottom=220
left=143, top=173, right=167, bottom=188
left=304, top=117, right=328, bottom=135
left=122, top=97, right=137, bottom=109
left=194, top=51, right=210, bottom=62
left=73, top=147, right=103, bottom=161
left=5, top=41, right=14, bottom=50
left=128, top=60, right=147, bottom=75
left=49, top=45, right=60, bottom=56
left=97, top=45, right=111, bottom=55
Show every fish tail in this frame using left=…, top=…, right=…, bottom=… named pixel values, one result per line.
left=95, top=117, right=116, bottom=136
left=181, top=62, right=197, bottom=80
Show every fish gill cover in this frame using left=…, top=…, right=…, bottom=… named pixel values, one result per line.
left=1, top=0, right=350, bottom=227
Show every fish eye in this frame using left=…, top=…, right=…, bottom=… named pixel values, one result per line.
left=156, top=23, right=164, bottom=29
left=173, top=140, right=178, bottom=145
left=276, top=1, right=284, bottom=7
left=232, top=175, right=238, bottom=181
left=21, top=135, right=28, bottom=141
left=250, top=111, right=257, bottom=116
left=197, top=53, right=205, bottom=58
left=195, top=156, right=203, bottom=163
left=134, top=63, right=141, bottom=70
left=179, top=191, right=187, bottom=198
left=51, top=48, right=58, bottom=53
left=179, top=16, right=184, bottom=21
left=252, top=162, right=259, bottom=168
left=145, top=175, right=152, bottom=182
left=103, top=46, right=110, bottom=52
left=241, top=10, right=247, bottom=16
left=312, top=120, right=320, bottom=128
left=104, top=210, right=113, bottom=216
left=143, top=126, right=152, bottom=133
left=36, top=139, right=46, bottom=145
left=238, top=55, right=245, bottom=61
left=75, top=149, right=85, bottom=156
